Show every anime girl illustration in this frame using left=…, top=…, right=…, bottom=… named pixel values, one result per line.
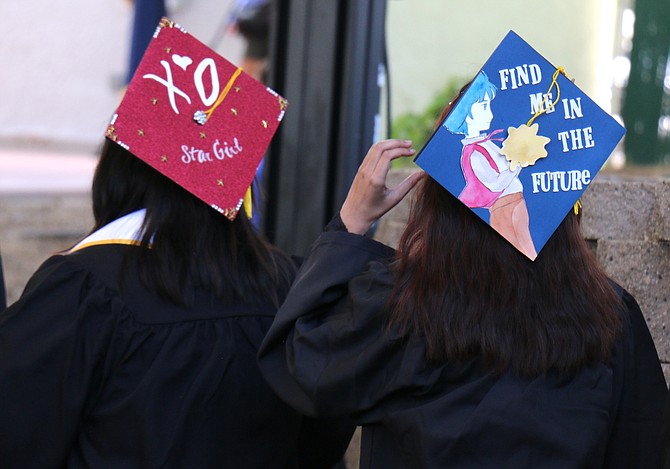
left=443, top=71, right=537, bottom=260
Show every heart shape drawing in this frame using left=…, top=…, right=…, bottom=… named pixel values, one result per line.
left=172, top=54, right=193, bottom=71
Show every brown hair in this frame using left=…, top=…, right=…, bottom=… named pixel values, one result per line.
left=388, top=96, right=623, bottom=378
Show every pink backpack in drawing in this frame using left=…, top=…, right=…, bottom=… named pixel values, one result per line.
left=458, top=133, right=504, bottom=209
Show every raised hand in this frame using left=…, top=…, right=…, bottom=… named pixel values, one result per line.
left=340, top=140, right=425, bottom=235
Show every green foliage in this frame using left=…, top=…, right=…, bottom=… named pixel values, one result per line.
left=390, top=77, right=468, bottom=167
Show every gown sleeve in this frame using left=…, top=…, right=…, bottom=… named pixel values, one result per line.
left=603, top=287, right=668, bottom=468
left=258, top=228, right=442, bottom=419
left=0, top=256, right=118, bottom=467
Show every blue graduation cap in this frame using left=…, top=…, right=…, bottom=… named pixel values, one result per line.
left=414, top=30, right=626, bottom=260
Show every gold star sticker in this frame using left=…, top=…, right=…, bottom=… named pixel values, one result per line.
left=278, top=97, right=288, bottom=110
left=261, top=120, right=268, bottom=128
left=200, top=131, right=207, bottom=139
left=500, top=123, right=551, bottom=170
left=151, top=98, right=159, bottom=105
left=231, top=108, right=238, bottom=116
left=217, top=179, right=224, bottom=186
left=138, top=129, right=145, bottom=137
left=106, top=126, right=118, bottom=141
left=160, top=155, right=168, bottom=162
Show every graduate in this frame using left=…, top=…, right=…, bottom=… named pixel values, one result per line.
left=258, top=32, right=667, bottom=468
left=0, top=19, right=353, bottom=468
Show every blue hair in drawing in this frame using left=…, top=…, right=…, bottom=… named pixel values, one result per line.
left=443, top=71, right=498, bottom=135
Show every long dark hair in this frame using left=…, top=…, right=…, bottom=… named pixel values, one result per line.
left=90, top=139, right=296, bottom=307
left=389, top=96, right=623, bottom=378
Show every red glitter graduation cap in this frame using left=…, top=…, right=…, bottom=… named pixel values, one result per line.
left=106, top=18, right=287, bottom=220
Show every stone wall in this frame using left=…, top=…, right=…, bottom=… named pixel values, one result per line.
left=0, top=192, right=93, bottom=304
left=374, top=170, right=670, bottom=381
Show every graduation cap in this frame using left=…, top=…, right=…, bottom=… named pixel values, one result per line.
left=414, top=30, right=625, bottom=260
left=106, top=17, right=287, bottom=220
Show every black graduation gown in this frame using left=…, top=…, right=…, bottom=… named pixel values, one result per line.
left=258, top=227, right=668, bottom=469
left=0, top=244, right=354, bottom=468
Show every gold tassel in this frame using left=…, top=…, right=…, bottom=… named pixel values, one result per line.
left=243, top=186, right=253, bottom=219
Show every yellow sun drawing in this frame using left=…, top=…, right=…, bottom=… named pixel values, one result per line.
left=500, top=123, right=551, bottom=171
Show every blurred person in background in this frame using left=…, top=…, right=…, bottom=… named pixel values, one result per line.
left=124, top=0, right=168, bottom=85
left=227, top=0, right=271, bottom=81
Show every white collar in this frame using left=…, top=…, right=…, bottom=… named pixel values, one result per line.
left=69, top=209, right=148, bottom=253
